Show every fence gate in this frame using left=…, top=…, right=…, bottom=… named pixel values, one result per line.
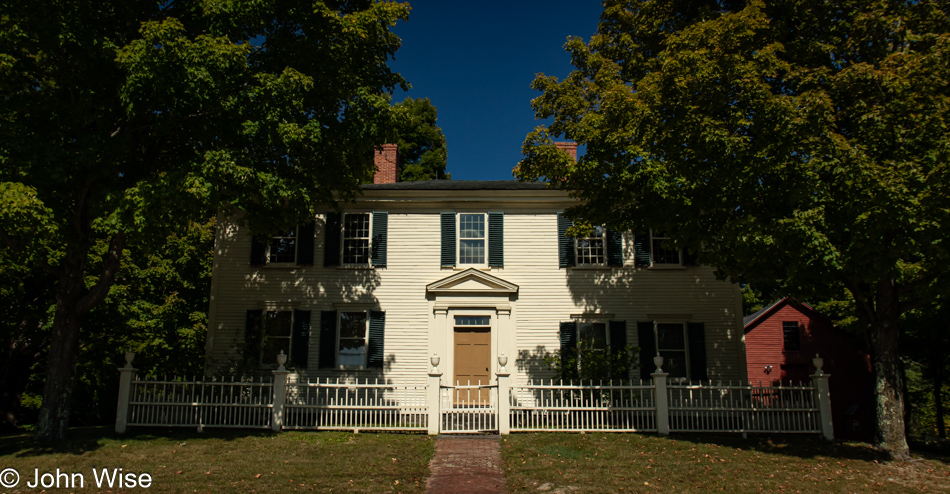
left=440, top=381, right=498, bottom=433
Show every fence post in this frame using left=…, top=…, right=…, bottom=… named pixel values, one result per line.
left=271, top=351, right=290, bottom=432
left=652, top=355, right=670, bottom=435
left=115, top=351, right=137, bottom=434
left=496, top=354, right=511, bottom=435
left=427, top=354, right=442, bottom=435
left=811, top=354, right=834, bottom=440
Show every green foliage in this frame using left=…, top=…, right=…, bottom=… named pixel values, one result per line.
left=0, top=0, right=411, bottom=440
left=392, top=97, right=450, bottom=181
left=543, top=341, right=639, bottom=382
left=517, top=0, right=949, bottom=456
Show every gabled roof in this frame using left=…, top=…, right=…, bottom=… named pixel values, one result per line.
left=426, top=268, right=519, bottom=295
left=363, top=180, right=548, bottom=191
left=743, top=297, right=827, bottom=331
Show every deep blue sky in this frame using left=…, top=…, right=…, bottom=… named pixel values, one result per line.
left=388, top=1, right=604, bottom=181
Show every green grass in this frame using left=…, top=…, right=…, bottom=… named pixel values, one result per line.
left=501, top=433, right=950, bottom=493
left=0, top=427, right=433, bottom=493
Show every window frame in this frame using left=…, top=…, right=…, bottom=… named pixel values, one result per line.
left=655, top=321, right=690, bottom=381
left=782, top=321, right=802, bottom=352
left=259, top=310, right=294, bottom=366
left=336, top=310, right=370, bottom=370
left=574, top=226, right=607, bottom=266
left=456, top=212, right=488, bottom=267
left=650, top=230, right=682, bottom=267
left=266, top=227, right=299, bottom=265
left=340, top=212, right=373, bottom=267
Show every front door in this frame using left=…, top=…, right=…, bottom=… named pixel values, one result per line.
left=454, top=327, right=491, bottom=405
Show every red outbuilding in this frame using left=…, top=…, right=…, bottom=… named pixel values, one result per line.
left=744, top=298, right=875, bottom=440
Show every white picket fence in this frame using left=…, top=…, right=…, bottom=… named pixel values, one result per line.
left=115, top=356, right=833, bottom=439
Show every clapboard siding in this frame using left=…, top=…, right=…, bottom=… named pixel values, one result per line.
left=206, top=197, right=745, bottom=383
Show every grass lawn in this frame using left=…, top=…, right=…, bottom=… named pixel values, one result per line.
left=0, top=427, right=433, bottom=493
left=501, top=433, right=950, bottom=493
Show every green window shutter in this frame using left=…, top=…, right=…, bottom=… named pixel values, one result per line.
left=291, top=310, right=311, bottom=368
left=488, top=212, right=504, bottom=267
left=367, top=311, right=385, bottom=368
left=633, top=232, right=651, bottom=267
left=244, top=310, right=263, bottom=364
left=637, top=321, right=656, bottom=380
left=559, top=321, right=578, bottom=381
left=371, top=212, right=388, bottom=267
left=324, top=212, right=341, bottom=267
left=440, top=212, right=456, bottom=267
left=250, top=237, right=267, bottom=266
left=606, top=228, right=623, bottom=266
left=687, top=322, right=708, bottom=382
left=297, top=221, right=315, bottom=266
left=609, top=320, right=629, bottom=379
left=319, top=310, right=338, bottom=368
left=557, top=213, right=575, bottom=267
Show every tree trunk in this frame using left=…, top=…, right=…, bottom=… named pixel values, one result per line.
left=863, top=282, right=911, bottom=459
left=34, top=261, right=85, bottom=444
left=935, top=366, right=946, bottom=439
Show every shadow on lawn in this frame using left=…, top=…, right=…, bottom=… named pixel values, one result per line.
left=0, top=426, right=278, bottom=458
left=666, top=433, right=949, bottom=465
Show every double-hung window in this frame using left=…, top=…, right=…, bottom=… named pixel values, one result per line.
left=458, top=213, right=487, bottom=266
left=656, top=323, right=688, bottom=379
left=782, top=321, right=801, bottom=352
left=650, top=231, right=681, bottom=265
left=244, top=308, right=312, bottom=368
left=338, top=311, right=368, bottom=367
left=342, top=213, right=371, bottom=265
left=268, top=230, right=297, bottom=263
left=578, top=322, right=608, bottom=351
left=637, top=321, right=707, bottom=381
left=575, top=226, right=607, bottom=265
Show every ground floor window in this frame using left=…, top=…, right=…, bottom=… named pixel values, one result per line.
left=338, top=311, right=368, bottom=367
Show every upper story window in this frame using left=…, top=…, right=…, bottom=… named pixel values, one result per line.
left=575, top=226, right=607, bottom=265
left=342, top=213, right=371, bottom=265
left=442, top=212, right=503, bottom=268
left=782, top=321, right=801, bottom=352
left=458, top=213, right=487, bottom=265
left=268, top=229, right=298, bottom=263
left=324, top=211, right=387, bottom=268
left=557, top=213, right=623, bottom=268
left=650, top=231, right=681, bottom=265
left=250, top=222, right=316, bottom=267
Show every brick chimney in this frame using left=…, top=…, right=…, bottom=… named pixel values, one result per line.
left=554, top=141, right=578, bottom=162
left=373, top=143, right=399, bottom=184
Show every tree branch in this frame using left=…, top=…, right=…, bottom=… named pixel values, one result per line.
left=0, top=228, right=60, bottom=277
left=840, top=275, right=875, bottom=322
left=76, top=232, right=126, bottom=315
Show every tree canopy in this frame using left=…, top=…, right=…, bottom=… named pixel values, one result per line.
left=516, top=0, right=950, bottom=458
left=392, top=96, right=450, bottom=181
left=0, top=0, right=410, bottom=442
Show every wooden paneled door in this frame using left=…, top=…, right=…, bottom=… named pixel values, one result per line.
left=454, top=328, right=491, bottom=405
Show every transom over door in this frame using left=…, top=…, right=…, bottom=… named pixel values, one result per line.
left=454, top=327, right=491, bottom=405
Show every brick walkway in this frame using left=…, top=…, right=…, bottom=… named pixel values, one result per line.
left=426, top=435, right=505, bottom=493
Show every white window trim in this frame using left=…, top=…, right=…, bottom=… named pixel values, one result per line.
left=574, top=226, right=608, bottom=267
left=265, top=226, right=299, bottom=267
left=259, top=309, right=295, bottom=366
left=456, top=212, right=488, bottom=268
left=654, top=321, right=690, bottom=382
left=649, top=229, right=683, bottom=268
left=336, top=309, right=370, bottom=370
left=340, top=212, right=373, bottom=267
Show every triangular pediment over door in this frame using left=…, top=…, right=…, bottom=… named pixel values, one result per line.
left=426, top=268, right=519, bottom=296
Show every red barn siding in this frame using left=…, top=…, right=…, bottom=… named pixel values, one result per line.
left=745, top=300, right=875, bottom=440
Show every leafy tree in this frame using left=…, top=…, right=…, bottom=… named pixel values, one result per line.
left=0, top=0, right=409, bottom=443
left=392, top=97, right=450, bottom=181
left=516, top=0, right=950, bottom=458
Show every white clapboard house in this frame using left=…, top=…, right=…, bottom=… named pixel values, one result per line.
left=203, top=143, right=748, bottom=389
